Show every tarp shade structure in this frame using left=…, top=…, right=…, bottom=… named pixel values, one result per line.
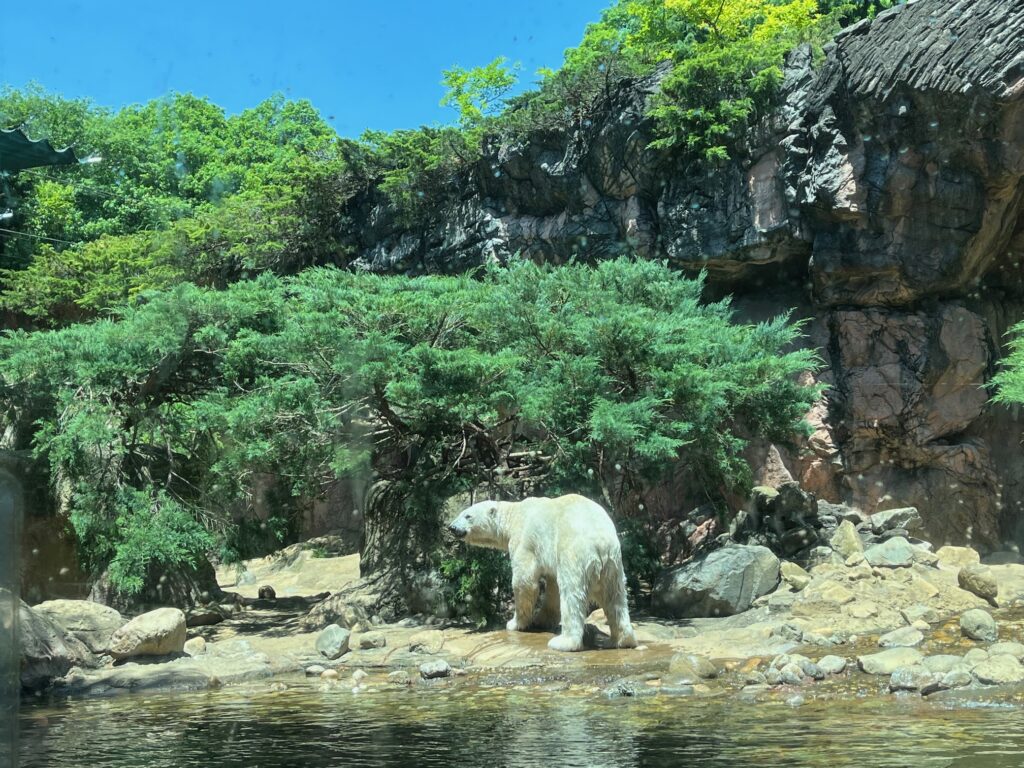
left=0, top=127, right=78, bottom=173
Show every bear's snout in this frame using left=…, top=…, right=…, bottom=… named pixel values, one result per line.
left=448, top=524, right=466, bottom=539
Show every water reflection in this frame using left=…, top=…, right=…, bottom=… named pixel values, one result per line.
left=19, top=681, right=1024, bottom=768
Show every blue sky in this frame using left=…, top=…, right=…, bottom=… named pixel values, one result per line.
left=0, top=0, right=608, bottom=137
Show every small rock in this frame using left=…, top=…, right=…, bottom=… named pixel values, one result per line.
left=958, top=564, right=998, bottom=603
left=321, top=669, right=339, bottom=680
left=780, top=561, right=812, bottom=591
left=408, top=629, right=445, bottom=654
left=988, top=642, right=1024, bottom=661
left=922, top=655, right=965, bottom=675
left=183, top=636, right=207, bottom=657
left=668, top=653, right=718, bottom=680
left=878, top=627, right=924, bottom=648
left=844, top=552, right=866, bottom=567
left=817, top=655, right=847, bottom=675
left=829, top=520, right=864, bottom=560
left=316, top=624, right=351, bottom=660
left=764, top=668, right=783, bottom=686
left=964, top=647, right=990, bottom=665
left=387, top=670, right=411, bottom=685
left=779, top=662, right=804, bottom=685
left=935, top=546, right=980, bottom=570
left=420, top=660, right=453, bottom=680
left=786, top=694, right=805, bottom=707
left=901, top=605, right=940, bottom=625
left=972, top=655, right=1024, bottom=685
left=798, top=660, right=825, bottom=680
left=358, top=631, right=387, bottom=650
left=801, top=631, right=836, bottom=646
left=889, top=664, right=937, bottom=692
left=864, top=537, right=916, bottom=568
left=813, top=580, right=855, bottom=605
left=941, top=669, right=974, bottom=689
left=960, top=609, right=998, bottom=642
left=858, top=647, right=925, bottom=676
left=847, top=601, right=878, bottom=619
left=305, top=664, right=326, bottom=677
left=911, top=548, right=939, bottom=567
left=870, top=508, right=922, bottom=534
left=744, top=671, right=768, bottom=685
left=351, top=669, right=368, bottom=684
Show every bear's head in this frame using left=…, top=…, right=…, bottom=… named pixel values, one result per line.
left=447, top=500, right=507, bottom=550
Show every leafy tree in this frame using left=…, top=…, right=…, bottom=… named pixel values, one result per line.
left=441, top=57, right=519, bottom=129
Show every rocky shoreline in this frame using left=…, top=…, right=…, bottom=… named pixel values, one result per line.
left=19, top=509, right=1024, bottom=706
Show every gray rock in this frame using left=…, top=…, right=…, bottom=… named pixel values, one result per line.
left=964, top=647, right=990, bottom=665
left=870, top=508, right=922, bottom=534
left=878, top=627, right=924, bottom=648
left=941, top=669, right=974, bottom=689
left=651, top=545, right=780, bottom=619
left=960, top=609, right=998, bottom=642
left=33, top=599, right=125, bottom=654
left=316, top=625, right=351, bottom=660
left=744, top=671, right=768, bottom=685
left=19, top=601, right=97, bottom=691
left=858, top=648, right=925, bottom=676
left=817, top=655, right=847, bottom=675
left=668, top=652, right=718, bottom=680
left=798, top=660, right=825, bottom=680
left=901, top=605, right=941, bottom=625
left=108, top=608, right=187, bottom=659
left=989, top=642, right=1024, bottom=661
left=419, top=660, right=452, bottom=680
left=388, top=670, right=411, bottom=685
left=358, top=631, right=387, bottom=650
left=958, top=564, right=998, bottom=603
left=889, top=665, right=937, bottom=692
left=780, top=561, right=811, bottom=591
left=779, top=662, right=805, bottom=685
left=864, top=537, right=916, bottom=568
left=829, top=520, right=864, bottom=560
left=305, top=664, right=326, bottom=677
left=922, top=655, right=966, bottom=675
left=183, top=636, right=207, bottom=656
left=972, top=655, right=1024, bottom=685
left=764, top=668, right=783, bottom=686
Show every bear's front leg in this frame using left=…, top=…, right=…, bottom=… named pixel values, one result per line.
left=506, top=553, right=539, bottom=632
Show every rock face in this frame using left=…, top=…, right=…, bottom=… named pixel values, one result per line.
left=33, top=599, right=124, bottom=654
left=652, top=545, right=780, bottom=618
left=333, top=0, right=1024, bottom=552
left=19, top=601, right=96, bottom=691
left=107, top=608, right=187, bottom=659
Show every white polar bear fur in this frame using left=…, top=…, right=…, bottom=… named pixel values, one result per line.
left=448, top=494, right=638, bottom=652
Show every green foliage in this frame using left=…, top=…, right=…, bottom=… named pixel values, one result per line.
left=1, top=259, right=820, bottom=597
left=439, top=549, right=513, bottom=625
left=990, top=323, right=1024, bottom=407
left=441, top=57, right=519, bottom=129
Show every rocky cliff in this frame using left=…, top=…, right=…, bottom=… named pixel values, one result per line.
left=342, top=0, right=1024, bottom=551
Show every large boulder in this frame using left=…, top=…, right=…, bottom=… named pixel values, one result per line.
left=33, top=599, right=125, bottom=654
left=108, top=607, right=187, bottom=659
left=651, top=545, right=780, bottom=618
left=19, top=601, right=96, bottom=691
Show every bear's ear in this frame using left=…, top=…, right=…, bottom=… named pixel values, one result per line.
left=488, top=505, right=498, bottom=518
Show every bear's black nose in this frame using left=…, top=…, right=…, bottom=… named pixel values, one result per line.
left=448, top=525, right=466, bottom=539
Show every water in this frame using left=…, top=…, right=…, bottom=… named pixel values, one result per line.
left=18, top=681, right=1024, bottom=768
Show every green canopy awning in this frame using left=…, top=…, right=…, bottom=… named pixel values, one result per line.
left=0, top=127, right=78, bottom=173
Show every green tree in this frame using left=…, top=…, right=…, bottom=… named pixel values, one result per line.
left=441, top=57, right=519, bottom=129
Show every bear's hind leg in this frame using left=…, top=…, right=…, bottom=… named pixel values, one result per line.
left=547, top=575, right=586, bottom=652
left=602, top=571, right=638, bottom=649
left=534, top=578, right=561, bottom=630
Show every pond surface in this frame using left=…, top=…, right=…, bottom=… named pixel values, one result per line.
left=18, top=680, right=1024, bottom=768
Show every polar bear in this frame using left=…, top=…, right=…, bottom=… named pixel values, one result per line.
left=448, top=494, right=638, bottom=652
